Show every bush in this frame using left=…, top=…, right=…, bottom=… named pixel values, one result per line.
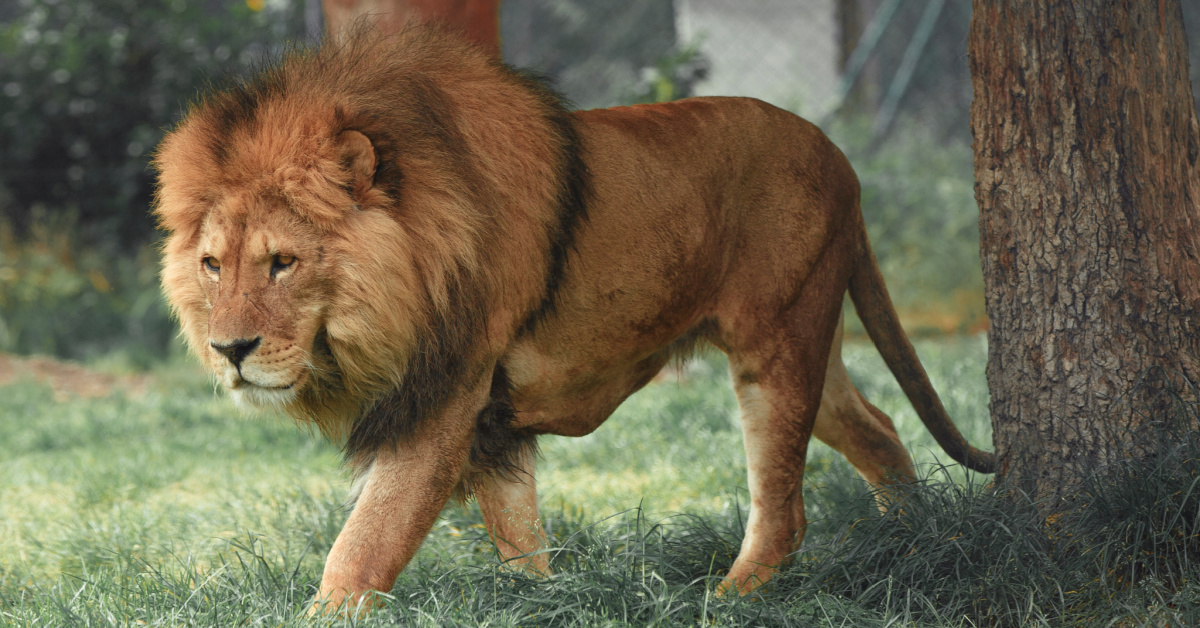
left=0, top=0, right=304, bottom=245
left=0, top=214, right=173, bottom=363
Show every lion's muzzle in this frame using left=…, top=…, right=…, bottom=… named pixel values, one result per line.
left=210, top=336, right=262, bottom=368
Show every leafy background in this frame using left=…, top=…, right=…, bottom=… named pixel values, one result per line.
left=0, top=0, right=997, bottom=363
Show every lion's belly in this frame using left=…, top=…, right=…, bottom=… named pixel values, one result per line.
left=505, top=351, right=668, bottom=437
left=501, top=250, right=717, bottom=437
left=502, top=306, right=691, bottom=437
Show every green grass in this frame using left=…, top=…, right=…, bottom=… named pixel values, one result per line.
left=0, top=337, right=976, bottom=625
left=3, top=337, right=1198, bottom=626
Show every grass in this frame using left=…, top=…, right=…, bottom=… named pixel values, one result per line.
left=0, top=336, right=982, bottom=625
left=2, top=336, right=1198, bottom=625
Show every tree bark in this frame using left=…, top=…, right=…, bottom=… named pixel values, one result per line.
left=969, top=0, right=1200, bottom=502
left=322, top=0, right=500, bottom=56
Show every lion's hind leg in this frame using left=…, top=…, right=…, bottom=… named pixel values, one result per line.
left=720, top=374, right=814, bottom=595
left=811, top=322, right=916, bottom=508
left=713, top=221, right=862, bottom=595
left=719, top=314, right=844, bottom=594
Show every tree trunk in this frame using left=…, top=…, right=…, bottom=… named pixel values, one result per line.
left=969, top=0, right=1200, bottom=502
left=322, top=0, right=500, bottom=56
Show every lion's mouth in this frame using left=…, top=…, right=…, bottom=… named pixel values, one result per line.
left=231, top=377, right=297, bottom=391
left=227, top=375, right=302, bottom=411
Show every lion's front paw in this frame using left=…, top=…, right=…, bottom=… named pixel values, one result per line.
left=714, top=561, right=776, bottom=598
left=306, top=587, right=387, bottom=618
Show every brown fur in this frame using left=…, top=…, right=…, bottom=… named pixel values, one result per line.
left=154, top=25, right=993, bottom=612
left=155, top=26, right=583, bottom=453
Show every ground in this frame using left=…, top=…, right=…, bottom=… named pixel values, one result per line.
left=0, top=352, right=150, bottom=400
left=0, top=337, right=994, bottom=626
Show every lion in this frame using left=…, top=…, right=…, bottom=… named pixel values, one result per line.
left=153, top=25, right=994, bottom=611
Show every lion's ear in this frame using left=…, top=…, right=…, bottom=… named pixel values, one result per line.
left=336, top=130, right=376, bottom=199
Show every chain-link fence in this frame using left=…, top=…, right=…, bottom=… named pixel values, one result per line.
left=504, top=0, right=1200, bottom=142
left=3, top=0, right=1200, bottom=357
left=4, top=0, right=1200, bottom=246
left=503, top=0, right=972, bottom=141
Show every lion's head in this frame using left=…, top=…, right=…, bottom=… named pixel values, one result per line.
left=156, top=125, right=374, bottom=409
left=153, top=26, right=587, bottom=449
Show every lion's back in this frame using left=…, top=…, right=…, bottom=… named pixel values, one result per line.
left=513, top=97, right=865, bottom=374
left=569, top=96, right=862, bottom=298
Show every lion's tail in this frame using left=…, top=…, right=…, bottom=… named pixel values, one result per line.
left=847, top=229, right=997, bottom=474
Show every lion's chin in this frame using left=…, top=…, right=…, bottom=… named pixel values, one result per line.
left=229, top=383, right=299, bottom=412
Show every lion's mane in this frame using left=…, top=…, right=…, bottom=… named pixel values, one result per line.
left=154, top=26, right=588, bottom=469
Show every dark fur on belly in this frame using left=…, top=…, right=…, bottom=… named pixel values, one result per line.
left=455, top=363, right=538, bottom=499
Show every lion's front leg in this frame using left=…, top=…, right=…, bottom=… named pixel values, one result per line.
left=475, top=447, right=550, bottom=575
left=311, top=382, right=487, bottom=615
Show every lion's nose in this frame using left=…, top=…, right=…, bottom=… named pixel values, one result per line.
left=210, top=337, right=262, bottom=368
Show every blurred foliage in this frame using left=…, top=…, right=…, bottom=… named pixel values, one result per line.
left=625, top=42, right=710, bottom=105
left=0, top=0, right=304, bottom=246
left=501, top=0, right=678, bottom=109
left=0, top=214, right=172, bottom=364
left=833, top=117, right=986, bottom=335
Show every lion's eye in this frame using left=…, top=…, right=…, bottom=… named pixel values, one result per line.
left=271, top=254, right=296, bottom=277
left=203, top=257, right=221, bottom=273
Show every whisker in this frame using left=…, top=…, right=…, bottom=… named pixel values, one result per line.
left=298, top=346, right=338, bottom=377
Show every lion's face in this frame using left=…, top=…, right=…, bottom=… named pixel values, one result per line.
left=157, top=124, right=392, bottom=419
left=154, top=29, right=571, bottom=437
left=194, top=198, right=329, bottom=409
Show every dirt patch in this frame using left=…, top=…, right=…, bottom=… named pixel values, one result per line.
left=0, top=353, right=151, bottom=400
